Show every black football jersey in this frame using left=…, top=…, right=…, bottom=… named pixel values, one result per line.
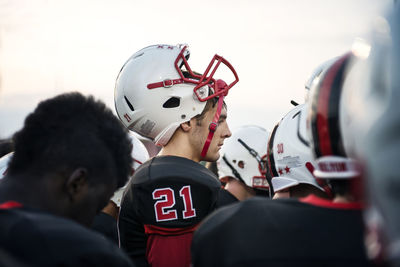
left=192, top=195, right=370, bottom=267
left=118, top=156, right=223, bottom=267
left=0, top=203, right=134, bottom=267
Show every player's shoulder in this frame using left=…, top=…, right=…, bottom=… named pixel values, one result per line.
left=195, top=197, right=300, bottom=235
left=133, top=155, right=220, bottom=188
left=2, top=208, right=133, bottom=266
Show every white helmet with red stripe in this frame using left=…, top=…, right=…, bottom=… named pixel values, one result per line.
left=304, top=57, right=338, bottom=102
left=114, top=44, right=238, bottom=158
left=267, top=104, right=326, bottom=193
left=110, top=133, right=149, bottom=207
left=307, top=52, right=362, bottom=179
left=217, top=125, right=269, bottom=189
left=0, top=152, right=13, bottom=179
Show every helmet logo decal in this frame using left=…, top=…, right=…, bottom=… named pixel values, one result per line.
left=124, top=113, right=131, bottom=122
left=318, top=161, right=348, bottom=172
left=276, top=156, right=301, bottom=174
left=157, top=45, right=174, bottom=50
left=252, top=177, right=269, bottom=189
left=277, top=143, right=284, bottom=154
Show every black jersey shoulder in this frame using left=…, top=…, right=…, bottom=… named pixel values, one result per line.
left=0, top=207, right=134, bottom=267
left=192, top=197, right=368, bottom=267
left=215, top=188, right=239, bottom=208
left=132, top=156, right=221, bottom=188
left=122, top=156, right=222, bottom=228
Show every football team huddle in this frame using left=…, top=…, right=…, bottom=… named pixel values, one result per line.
left=0, top=3, right=399, bottom=267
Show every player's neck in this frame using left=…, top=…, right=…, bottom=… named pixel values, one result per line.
left=0, top=175, right=62, bottom=213
left=158, top=131, right=200, bottom=162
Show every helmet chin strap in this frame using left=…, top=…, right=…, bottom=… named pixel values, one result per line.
left=200, top=80, right=227, bottom=159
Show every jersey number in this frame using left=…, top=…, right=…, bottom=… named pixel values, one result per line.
left=152, top=186, right=196, bottom=222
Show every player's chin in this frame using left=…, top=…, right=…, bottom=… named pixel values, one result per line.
left=204, top=150, right=220, bottom=162
left=209, top=151, right=220, bottom=162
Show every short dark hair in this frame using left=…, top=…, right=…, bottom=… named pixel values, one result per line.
left=7, top=92, right=132, bottom=188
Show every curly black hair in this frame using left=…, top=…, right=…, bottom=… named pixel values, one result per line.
left=7, top=92, right=132, bottom=188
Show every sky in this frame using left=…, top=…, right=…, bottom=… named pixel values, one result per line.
left=0, top=0, right=393, bottom=139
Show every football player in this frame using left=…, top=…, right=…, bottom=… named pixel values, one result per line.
left=191, top=54, right=369, bottom=267
left=114, top=44, right=239, bottom=267
left=0, top=93, right=134, bottom=266
left=217, top=125, right=270, bottom=200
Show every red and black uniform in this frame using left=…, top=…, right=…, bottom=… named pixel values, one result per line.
left=0, top=201, right=134, bottom=267
left=192, top=195, right=370, bottom=267
left=118, top=156, right=236, bottom=267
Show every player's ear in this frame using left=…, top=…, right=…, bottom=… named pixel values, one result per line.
left=180, top=121, right=191, bottom=132
left=65, top=168, right=89, bottom=202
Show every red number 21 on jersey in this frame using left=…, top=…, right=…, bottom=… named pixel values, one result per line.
left=152, top=185, right=196, bottom=222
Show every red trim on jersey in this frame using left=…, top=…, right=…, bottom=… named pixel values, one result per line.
left=300, top=195, right=363, bottom=210
left=144, top=224, right=198, bottom=236
left=0, top=201, right=23, bottom=209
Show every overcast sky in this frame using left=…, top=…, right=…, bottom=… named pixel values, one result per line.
left=0, top=0, right=392, bottom=138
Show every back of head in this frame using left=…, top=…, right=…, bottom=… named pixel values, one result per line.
left=7, top=92, right=132, bottom=189
left=267, top=103, right=328, bottom=197
left=217, top=125, right=269, bottom=190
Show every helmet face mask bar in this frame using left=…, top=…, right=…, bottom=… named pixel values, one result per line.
left=146, top=46, right=239, bottom=102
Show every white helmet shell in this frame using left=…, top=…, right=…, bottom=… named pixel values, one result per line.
left=110, top=133, right=150, bottom=207
left=304, top=57, right=338, bottom=102
left=0, top=152, right=13, bottom=179
left=115, top=44, right=207, bottom=146
left=217, top=125, right=269, bottom=189
left=268, top=104, right=324, bottom=192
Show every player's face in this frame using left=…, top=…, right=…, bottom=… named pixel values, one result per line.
left=191, top=106, right=231, bottom=162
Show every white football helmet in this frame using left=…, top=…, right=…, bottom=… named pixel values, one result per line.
left=114, top=44, right=239, bottom=156
left=304, top=57, right=338, bottom=102
left=267, top=104, right=325, bottom=193
left=110, top=133, right=149, bottom=207
left=0, top=152, right=13, bottom=178
left=306, top=52, right=363, bottom=180
left=217, top=125, right=269, bottom=189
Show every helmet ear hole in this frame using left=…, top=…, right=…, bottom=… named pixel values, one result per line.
left=163, top=97, right=180, bottom=108
left=238, top=160, right=245, bottom=169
